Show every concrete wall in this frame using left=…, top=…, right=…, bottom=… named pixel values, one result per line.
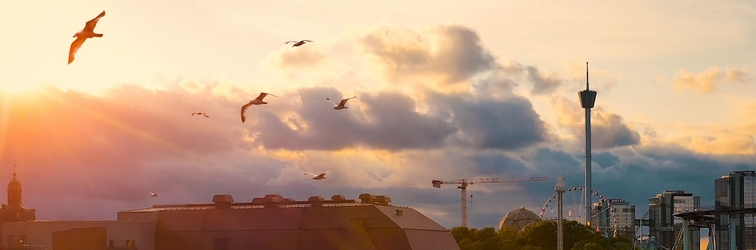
left=1, top=220, right=155, bottom=250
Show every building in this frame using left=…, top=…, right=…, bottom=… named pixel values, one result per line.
left=119, top=193, right=460, bottom=250
left=498, top=207, right=541, bottom=232
left=648, top=190, right=700, bottom=249
left=0, top=183, right=460, bottom=250
left=0, top=171, right=36, bottom=222
left=591, top=199, right=635, bottom=239
left=714, top=170, right=756, bottom=250
left=2, top=220, right=155, bottom=250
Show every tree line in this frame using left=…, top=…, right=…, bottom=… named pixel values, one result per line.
left=451, top=220, right=635, bottom=250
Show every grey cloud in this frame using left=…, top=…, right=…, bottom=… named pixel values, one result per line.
left=526, top=66, right=562, bottom=95
left=427, top=92, right=552, bottom=150
left=474, top=154, right=529, bottom=176
left=588, top=112, right=641, bottom=149
left=249, top=87, right=458, bottom=151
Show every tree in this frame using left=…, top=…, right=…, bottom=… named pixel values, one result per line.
left=453, top=221, right=633, bottom=250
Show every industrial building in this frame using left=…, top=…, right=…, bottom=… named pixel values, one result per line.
left=119, top=193, right=460, bottom=250
left=0, top=172, right=459, bottom=250
left=648, top=190, right=701, bottom=250
left=714, top=170, right=756, bottom=250
left=591, top=198, right=635, bottom=239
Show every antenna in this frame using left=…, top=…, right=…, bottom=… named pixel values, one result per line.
left=586, top=62, right=589, bottom=90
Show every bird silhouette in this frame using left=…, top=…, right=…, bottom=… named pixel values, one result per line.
left=326, top=96, right=356, bottom=110
left=69, top=11, right=106, bottom=64
left=149, top=192, right=158, bottom=197
left=192, top=112, right=209, bottom=118
left=304, top=172, right=327, bottom=180
left=241, top=92, right=278, bottom=123
left=285, top=40, right=313, bottom=47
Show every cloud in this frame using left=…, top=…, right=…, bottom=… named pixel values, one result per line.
left=247, top=87, right=457, bottom=151
left=725, top=67, right=750, bottom=84
left=672, top=66, right=749, bottom=93
left=355, top=25, right=498, bottom=89
left=262, top=45, right=326, bottom=79
left=426, top=90, right=552, bottom=150
left=526, top=66, right=562, bottom=95
left=1, top=23, right=754, bottom=232
left=550, top=96, right=641, bottom=150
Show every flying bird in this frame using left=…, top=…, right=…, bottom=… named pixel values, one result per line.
left=285, top=40, right=313, bottom=47
left=192, top=112, right=209, bottom=118
left=69, top=11, right=106, bottom=64
left=305, top=172, right=327, bottom=180
left=326, top=96, right=356, bottom=110
left=149, top=192, right=158, bottom=197
left=240, top=92, right=278, bottom=123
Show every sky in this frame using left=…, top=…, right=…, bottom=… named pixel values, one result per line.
left=0, top=0, right=755, bottom=245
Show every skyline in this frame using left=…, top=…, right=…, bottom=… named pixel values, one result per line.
left=0, top=0, right=755, bottom=232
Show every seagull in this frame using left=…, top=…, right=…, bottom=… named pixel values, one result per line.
left=285, top=40, right=313, bottom=47
left=241, top=92, right=278, bottom=123
left=192, top=112, right=209, bottom=118
left=149, top=192, right=158, bottom=197
left=326, top=96, right=356, bottom=110
left=69, top=11, right=106, bottom=64
left=305, top=172, right=327, bottom=180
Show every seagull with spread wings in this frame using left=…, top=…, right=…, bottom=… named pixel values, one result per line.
left=285, top=40, right=313, bottom=47
left=240, top=92, right=278, bottom=123
left=192, top=112, right=209, bottom=118
left=304, top=172, right=327, bottom=180
left=69, top=11, right=106, bottom=64
left=326, top=96, right=356, bottom=110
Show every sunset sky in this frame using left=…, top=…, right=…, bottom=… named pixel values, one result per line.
left=0, top=1, right=754, bottom=243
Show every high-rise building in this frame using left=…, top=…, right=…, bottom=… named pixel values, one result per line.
left=714, top=170, right=756, bottom=250
left=592, top=199, right=636, bottom=239
left=648, top=190, right=700, bottom=249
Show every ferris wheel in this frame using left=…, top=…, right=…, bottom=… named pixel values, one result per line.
left=539, top=186, right=607, bottom=223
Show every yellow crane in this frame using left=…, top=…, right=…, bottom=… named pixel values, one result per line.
left=432, top=176, right=549, bottom=227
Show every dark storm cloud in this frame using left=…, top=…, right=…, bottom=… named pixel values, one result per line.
left=426, top=92, right=552, bottom=150
left=249, top=87, right=458, bottom=151
left=526, top=66, right=562, bottom=95
left=474, top=154, right=529, bottom=175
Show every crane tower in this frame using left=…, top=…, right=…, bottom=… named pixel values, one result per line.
left=432, top=176, right=549, bottom=227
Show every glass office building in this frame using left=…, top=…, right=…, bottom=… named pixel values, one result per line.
left=648, top=190, right=700, bottom=250
left=714, top=170, right=756, bottom=250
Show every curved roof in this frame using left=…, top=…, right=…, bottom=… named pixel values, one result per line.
left=498, top=207, right=541, bottom=232
left=7, top=173, right=21, bottom=191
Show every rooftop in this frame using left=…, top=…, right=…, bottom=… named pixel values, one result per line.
left=120, top=193, right=405, bottom=213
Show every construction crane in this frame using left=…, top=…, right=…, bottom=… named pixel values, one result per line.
left=432, top=176, right=550, bottom=227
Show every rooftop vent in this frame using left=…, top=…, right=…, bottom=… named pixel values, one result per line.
left=251, top=194, right=285, bottom=208
left=359, top=193, right=377, bottom=204
left=331, top=195, right=347, bottom=202
left=212, top=194, right=234, bottom=209
left=308, top=196, right=325, bottom=207
left=375, top=195, right=391, bottom=206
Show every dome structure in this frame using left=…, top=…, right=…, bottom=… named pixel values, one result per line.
left=7, top=172, right=21, bottom=191
left=498, top=207, right=541, bottom=232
